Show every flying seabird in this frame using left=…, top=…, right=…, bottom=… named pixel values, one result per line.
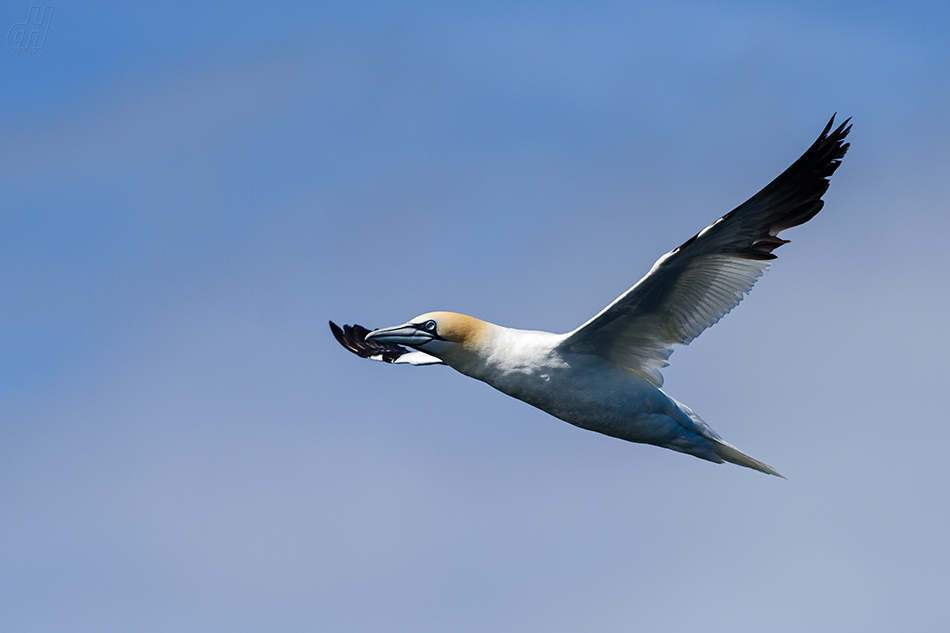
left=331, top=116, right=851, bottom=476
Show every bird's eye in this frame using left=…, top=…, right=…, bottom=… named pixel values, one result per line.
left=423, top=320, right=437, bottom=332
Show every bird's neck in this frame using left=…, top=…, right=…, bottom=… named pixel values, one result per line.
left=444, top=324, right=565, bottom=383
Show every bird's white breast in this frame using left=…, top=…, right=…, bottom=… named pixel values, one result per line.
left=448, top=325, right=665, bottom=436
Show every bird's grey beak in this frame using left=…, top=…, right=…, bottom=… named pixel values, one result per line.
left=365, top=323, right=437, bottom=347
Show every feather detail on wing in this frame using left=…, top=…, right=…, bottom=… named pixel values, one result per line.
left=329, top=321, right=443, bottom=365
left=560, top=115, right=851, bottom=386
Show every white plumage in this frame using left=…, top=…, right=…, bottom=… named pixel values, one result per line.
left=331, top=117, right=851, bottom=476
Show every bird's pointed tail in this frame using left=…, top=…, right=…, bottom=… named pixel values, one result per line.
left=712, top=440, right=784, bottom=478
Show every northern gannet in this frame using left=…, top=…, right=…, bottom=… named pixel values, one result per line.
left=331, top=116, right=851, bottom=476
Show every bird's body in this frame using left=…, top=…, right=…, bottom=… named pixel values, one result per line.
left=364, top=312, right=775, bottom=473
left=332, top=116, right=852, bottom=476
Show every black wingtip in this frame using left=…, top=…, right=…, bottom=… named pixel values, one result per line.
left=674, top=115, right=852, bottom=261
left=736, top=114, right=850, bottom=254
left=821, top=113, right=836, bottom=137
left=329, top=320, right=410, bottom=363
left=822, top=113, right=852, bottom=138
left=329, top=320, right=344, bottom=343
left=819, top=113, right=852, bottom=164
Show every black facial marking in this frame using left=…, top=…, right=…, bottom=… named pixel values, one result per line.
left=412, top=320, right=446, bottom=341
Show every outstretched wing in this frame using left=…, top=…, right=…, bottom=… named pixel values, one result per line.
left=329, top=321, right=443, bottom=365
left=560, top=116, right=851, bottom=386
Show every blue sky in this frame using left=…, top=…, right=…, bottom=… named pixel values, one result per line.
left=2, top=2, right=949, bottom=631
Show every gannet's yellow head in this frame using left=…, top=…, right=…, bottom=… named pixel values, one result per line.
left=365, top=311, right=490, bottom=359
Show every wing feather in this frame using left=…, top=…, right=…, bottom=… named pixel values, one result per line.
left=329, top=321, right=443, bottom=365
left=560, top=116, right=851, bottom=386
